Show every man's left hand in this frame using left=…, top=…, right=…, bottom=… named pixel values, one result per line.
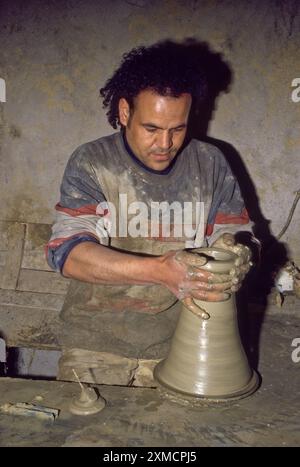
left=212, top=233, right=253, bottom=292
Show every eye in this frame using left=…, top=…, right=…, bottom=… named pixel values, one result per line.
left=145, top=128, right=156, bottom=133
left=174, top=127, right=185, bottom=133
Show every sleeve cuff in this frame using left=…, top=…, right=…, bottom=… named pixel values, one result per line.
left=47, top=234, right=99, bottom=274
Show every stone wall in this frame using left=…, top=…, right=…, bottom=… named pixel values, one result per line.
left=0, top=0, right=299, bottom=261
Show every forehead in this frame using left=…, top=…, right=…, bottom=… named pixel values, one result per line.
left=132, top=89, right=192, bottom=122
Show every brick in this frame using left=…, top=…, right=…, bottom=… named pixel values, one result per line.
left=17, top=269, right=69, bottom=295
left=0, top=223, right=25, bottom=290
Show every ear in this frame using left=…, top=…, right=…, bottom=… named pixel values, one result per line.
left=118, top=98, right=130, bottom=127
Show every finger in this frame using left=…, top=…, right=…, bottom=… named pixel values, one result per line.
left=189, top=268, right=231, bottom=284
left=230, top=265, right=250, bottom=281
left=240, top=264, right=251, bottom=275
left=175, top=251, right=208, bottom=268
left=237, top=251, right=251, bottom=265
left=234, top=256, right=245, bottom=266
left=191, top=289, right=230, bottom=302
left=230, top=267, right=246, bottom=279
left=185, top=280, right=233, bottom=292
left=188, top=267, right=235, bottom=284
left=231, top=276, right=241, bottom=285
left=206, top=272, right=232, bottom=284
left=242, top=245, right=252, bottom=262
left=185, top=267, right=213, bottom=281
left=243, top=246, right=252, bottom=262
left=222, top=233, right=235, bottom=246
left=182, top=297, right=210, bottom=320
left=232, top=244, right=252, bottom=263
left=212, top=233, right=235, bottom=248
left=186, top=253, right=208, bottom=268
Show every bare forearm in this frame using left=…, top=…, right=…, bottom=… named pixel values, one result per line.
left=62, top=242, right=162, bottom=285
left=61, top=241, right=240, bottom=306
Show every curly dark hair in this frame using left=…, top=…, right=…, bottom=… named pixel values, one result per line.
left=100, top=40, right=208, bottom=129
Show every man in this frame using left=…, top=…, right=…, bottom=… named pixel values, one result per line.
left=46, top=41, right=252, bottom=333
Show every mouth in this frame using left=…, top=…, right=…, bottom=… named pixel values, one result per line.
left=151, top=153, right=171, bottom=161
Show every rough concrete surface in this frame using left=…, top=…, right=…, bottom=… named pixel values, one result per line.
left=0, top=309, right=299, bottom=447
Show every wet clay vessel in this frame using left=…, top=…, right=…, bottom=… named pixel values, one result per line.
left=154, top=248, right=259, bottom=400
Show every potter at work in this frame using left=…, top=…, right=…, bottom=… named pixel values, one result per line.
left=46, top=40, right=256, bottom=376
left=2, top=1, right=300, bottom=448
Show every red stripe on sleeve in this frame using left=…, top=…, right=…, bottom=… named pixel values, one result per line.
left=205, top=208, right=250, bottom=236
left=206, top=224, right=214, bottom=236
left=214, top=208, right=249, bottom=225
left=44, top=232, right=99, bottom=256
left=55, top=203, right=97, bottom=217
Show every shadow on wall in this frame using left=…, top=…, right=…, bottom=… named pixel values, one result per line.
left=174, top=38, right=288, bottom=284
left=170, top=38, right=289, bottom=369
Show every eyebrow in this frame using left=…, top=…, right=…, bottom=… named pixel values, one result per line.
left=142, top=123, right=187, bottom=130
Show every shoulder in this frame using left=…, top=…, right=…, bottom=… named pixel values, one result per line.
left=67, top=132, right=120, bottom=169
left=186, top=139, right=227, bottom=165
left=184, top=139, right=229, bottom=169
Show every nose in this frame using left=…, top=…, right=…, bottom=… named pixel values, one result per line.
left=157, top=130, right=173, bottom=152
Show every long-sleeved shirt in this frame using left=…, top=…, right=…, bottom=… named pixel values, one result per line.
left=46, top=132, right=251, bottom=275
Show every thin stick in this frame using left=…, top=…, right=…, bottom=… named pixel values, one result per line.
left=72, top=368, right=84, bottom=391
left=277, top=190, right=300, bottom=240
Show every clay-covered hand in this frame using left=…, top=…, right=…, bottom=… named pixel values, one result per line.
left=211, top=233, right=253, bottom=292
left=159, top=249, right=233, bottom=319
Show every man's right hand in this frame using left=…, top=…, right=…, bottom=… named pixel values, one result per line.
left=158, top=250, right=232, bottom=303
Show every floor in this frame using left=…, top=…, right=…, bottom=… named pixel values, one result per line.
left=0, top=300, right=299, bottom=447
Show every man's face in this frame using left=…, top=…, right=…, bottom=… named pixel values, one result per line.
left=119, top=89, right=192, bottom=171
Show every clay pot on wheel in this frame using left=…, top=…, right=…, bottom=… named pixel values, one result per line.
left=154, top=248, right=259, bottom=401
